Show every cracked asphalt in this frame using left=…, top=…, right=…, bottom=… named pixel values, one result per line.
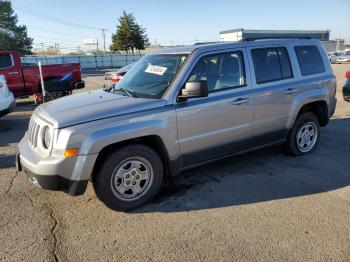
left=1, top=65, right=350, bottom=262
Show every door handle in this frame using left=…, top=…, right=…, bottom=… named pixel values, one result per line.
left=8, top=72, right=19, bottom=75
left=284, top=88, right=299, bottom=94
left=232, top=97, right=249, bottom=105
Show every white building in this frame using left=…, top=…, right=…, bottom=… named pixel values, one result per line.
left=219, top=28, right=330, bottom=42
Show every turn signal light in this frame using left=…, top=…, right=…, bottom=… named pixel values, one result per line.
left=346, top=71, right=350, bottom=79
left=63, top=148, right=79, bottom=157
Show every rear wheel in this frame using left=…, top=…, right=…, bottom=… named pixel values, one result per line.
left=93, top=144, right=164, bottom=211
left=285, top=112, right=320, bottom=155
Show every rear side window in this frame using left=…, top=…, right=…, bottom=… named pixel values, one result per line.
left=0, top=54, right=13, bottom=69
left=251, top=47, right=293, bottom=84
left=294, top=46, right=325, bottom=76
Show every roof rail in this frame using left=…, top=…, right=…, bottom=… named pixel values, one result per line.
left=194, top=41, right=222, bottom=45
left=241, top=36, right=312, bottom=42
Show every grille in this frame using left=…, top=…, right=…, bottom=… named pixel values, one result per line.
left=27, top=118, right=41, bottom=148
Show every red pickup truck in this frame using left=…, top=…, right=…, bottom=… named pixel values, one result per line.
left=0, top=51, right=84, bottom=98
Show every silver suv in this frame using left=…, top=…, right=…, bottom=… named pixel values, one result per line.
left=17, top=39, right=337, bottom=211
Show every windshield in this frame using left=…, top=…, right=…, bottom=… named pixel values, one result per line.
left=116, top=54, right=188, bottom=98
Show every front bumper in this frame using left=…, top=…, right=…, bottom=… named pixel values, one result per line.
left=17, top=156, right=87, bottom=195
left=17, top=136, right=98, bottom=196
left=16, top=153, right=88, bottom=195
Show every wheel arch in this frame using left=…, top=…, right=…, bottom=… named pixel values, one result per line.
left=295, top=100, right=329, bottom=127
left=91, top=135, right=176, bottom=181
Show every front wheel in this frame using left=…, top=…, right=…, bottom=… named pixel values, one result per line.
left=285, top=112, right=320, bottom=156
left=93, top=145, right=164, bottom=211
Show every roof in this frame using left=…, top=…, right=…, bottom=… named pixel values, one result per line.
left=150, top=39, right=321, bottom=55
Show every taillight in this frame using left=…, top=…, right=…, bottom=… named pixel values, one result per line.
left=111, top=74, right=123, bottom=83
left=346, top=71, right=350, bottom=79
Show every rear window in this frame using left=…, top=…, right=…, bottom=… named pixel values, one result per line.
left=251, top=47, right=293, bottom=84
left=0, top=54, right=13, bottom=69
left=294, top=46, right=325, bottom=76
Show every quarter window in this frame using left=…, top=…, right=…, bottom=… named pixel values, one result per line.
left=251, top=47, right=293, bottom=84
left=294, top=46, right=325, bottom=76
left=187, top=51, right=246, bottom=92
left=0, top=54, right=13, bottom=69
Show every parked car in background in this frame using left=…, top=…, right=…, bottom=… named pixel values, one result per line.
left=0, top=74, right=15, bottom=117
left=104, top=63, right=134, bottom=82
left=17, top=39, right=336, bottom=211
left=328, top=51, right=342, bottom=64
left=0, top=51, right=84, bottom=98
left=336, top=51, right=350, bottom=64
left=343, top=70, right=350, bottom=102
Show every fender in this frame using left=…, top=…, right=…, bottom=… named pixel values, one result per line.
left=286, top=87, right=330, bottom=130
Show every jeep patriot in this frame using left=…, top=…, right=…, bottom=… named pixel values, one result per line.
left=17, top=39, right=337, bottom=211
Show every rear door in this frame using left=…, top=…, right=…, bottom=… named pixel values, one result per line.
left=0, top=53, right=25, bottom=96
left=175, top=49, right=254, bottom=166
left=247, top=45, right=300, bottom=144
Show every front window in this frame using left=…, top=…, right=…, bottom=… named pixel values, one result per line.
left=116, top=54, right=187, bottom=98
left=0, top=54, right=13, bottom=69
left=187, top=51, right=246, bottom=92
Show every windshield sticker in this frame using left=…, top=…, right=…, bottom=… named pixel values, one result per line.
left=145, top=65, right=167, bottom=75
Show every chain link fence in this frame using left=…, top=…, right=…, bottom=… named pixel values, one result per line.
left=21, top=54, right=143, bottom=69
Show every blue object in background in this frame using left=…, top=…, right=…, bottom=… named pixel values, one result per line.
left=59, top=72, right=73, bottom=82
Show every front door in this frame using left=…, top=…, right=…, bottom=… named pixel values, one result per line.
left=175, top=49, right=254, bottom=167
left=0, top=53, right=25, bottom=96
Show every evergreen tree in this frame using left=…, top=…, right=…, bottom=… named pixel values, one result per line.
left=0, top=0, right=33, bottom=54
left=110, top=11, right=149, bottom=53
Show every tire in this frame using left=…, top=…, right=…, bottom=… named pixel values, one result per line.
left=285, top=112, right=320, bottom=156
left=93, top=144, right=164, bottom=211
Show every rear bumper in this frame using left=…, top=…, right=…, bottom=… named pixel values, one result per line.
left=74, top=81, right=85, bottom=89
left=337, top=60, right=350, bottom=64
left=343, top=81, right=350, bottom=101
left=0, top=94, right=15, bottom=117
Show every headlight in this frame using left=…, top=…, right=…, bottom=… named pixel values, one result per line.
left=42, top=126, right=52, bottom=149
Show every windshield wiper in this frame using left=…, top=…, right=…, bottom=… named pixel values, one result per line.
left=114, top=87, right=138, bottom=98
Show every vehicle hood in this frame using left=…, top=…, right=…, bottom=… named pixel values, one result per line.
left=36, top=90, right=166, bottom=128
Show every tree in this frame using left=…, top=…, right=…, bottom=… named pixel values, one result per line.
left=110, top=11, right=149, bottom=54
left=0, top=0, right=33, bottom=54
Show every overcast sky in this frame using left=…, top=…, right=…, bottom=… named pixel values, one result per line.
left=11, top=0, right=350, bottom=52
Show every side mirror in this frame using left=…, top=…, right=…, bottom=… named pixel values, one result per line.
left=178, top=81, right=208, bottom=101
left=74, top=82, right=85, bottom=89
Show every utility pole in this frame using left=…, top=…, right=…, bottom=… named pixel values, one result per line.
left=40, top=42, right=44, bottom=50
left=54, top=43, right=59, bottom=54
left=154, top=39, right=157, bottom=46
left=99, top=29, right=107, bottom=54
